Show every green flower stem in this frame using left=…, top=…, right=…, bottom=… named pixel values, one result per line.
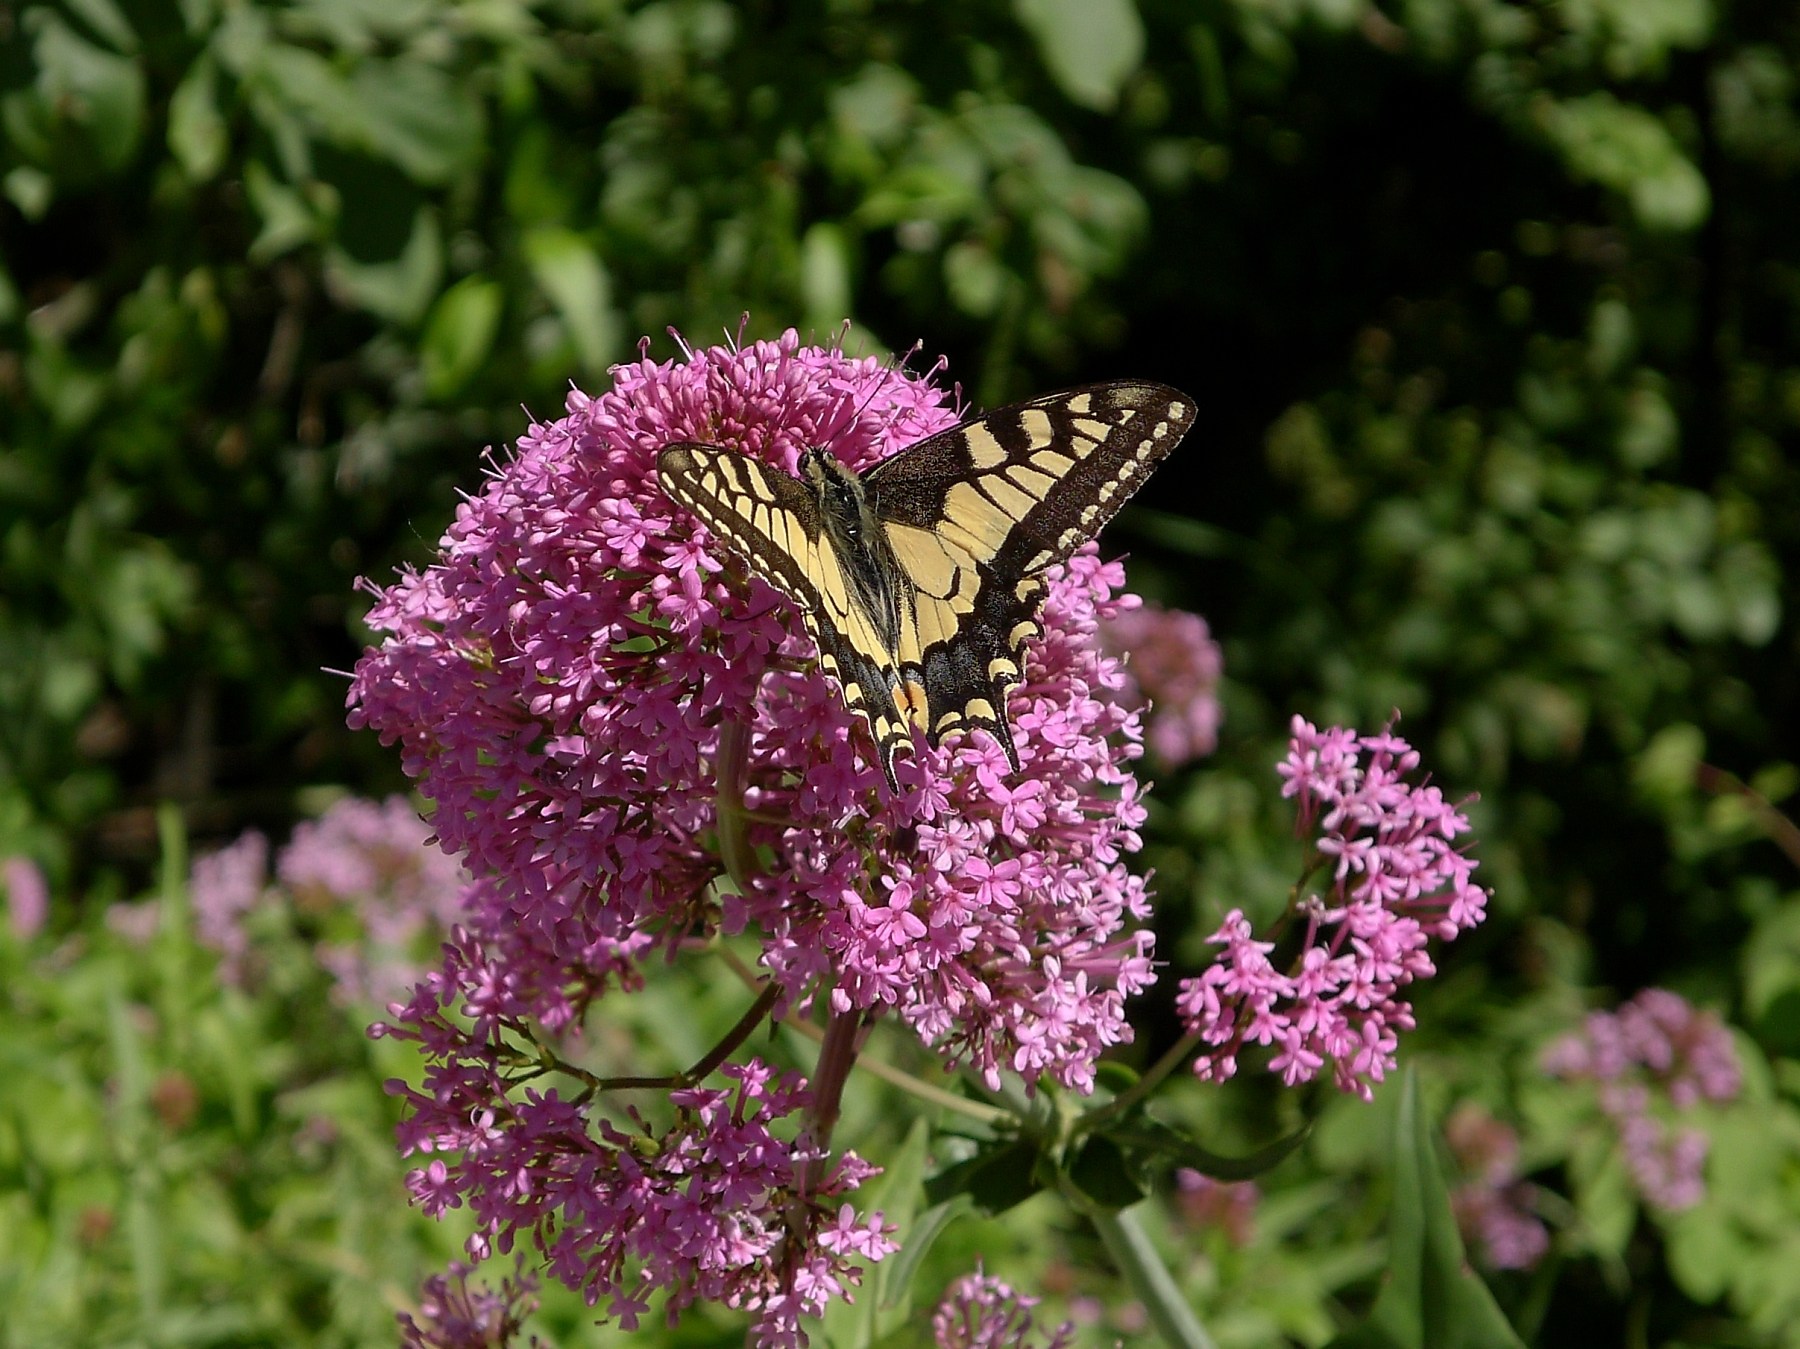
left=717, top=945, right=1012, bottom=1128
left=1076, top=1028, right=1203, bottom=1136
left=1065, top=1182, right=1217, bottom=1349
left=1698, top=761, right=1800, bottom=873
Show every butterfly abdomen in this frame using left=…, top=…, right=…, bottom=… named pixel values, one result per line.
left=801, top=449, right=909, bottom=660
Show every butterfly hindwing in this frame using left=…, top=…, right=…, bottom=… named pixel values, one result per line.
left=865, top=381, right=1195, bottom=769
left=656, top=443, right=920, bottom=778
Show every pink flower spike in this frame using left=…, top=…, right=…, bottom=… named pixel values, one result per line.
left=1180, top=716, right=1488, bottom=1096
left=933, top=1268, right=1074, bottom=1349
left=1543, top=988, right=1740, bottom=1211
left=346, top=330, right=1168, bottom=1345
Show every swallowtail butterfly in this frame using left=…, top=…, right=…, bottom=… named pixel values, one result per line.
left=657, top=381, right=1194, bottom=793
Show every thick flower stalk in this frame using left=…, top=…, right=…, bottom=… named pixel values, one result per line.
left=1542, top=987, right=1740, bottom=1210
left=1176, top=716, right=1489, bottom=1099
left=347, top=332, right=1161, bottom=1341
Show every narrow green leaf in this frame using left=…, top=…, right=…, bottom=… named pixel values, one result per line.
left=524, top=227, right=618, bottom=375
left=1324, top=1070, right=1525, bottom=1349
left=1102, top=1115, right=1312, bottom=1181
left=879, top=1195, right=972, bottom=1312
left=420, top=275, right=503, bottom=399
left=823, top=1119, right=932, bottom=1349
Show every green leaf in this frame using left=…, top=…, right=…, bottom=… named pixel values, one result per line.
left=923, top=1137, right=1044, bottom=1215
left=524, top=228, right=619, bottom=375
left=244, top=160, right=316, bottom=262
left=878, top=1195, right=972, bottom=1312
left=1067, top=1133, right=1149, bottom=1208
left=13, top=10, right=148, bottom=176
left=1324, top=1071, right=1525, bottom=1349
left=1013, top=0, right=1145, bottom=111
left=802, top=222, right=853, bottom=334
left=349, top=60, right=484, bottom=185
left=167, top=56, right=228, bottom=182
left=1632, top=723, right=1704, bottom=808
left=420, top=276, right=503, bottom=399
left=1538, top=92, right=1709, bottom=231
left=2, top=167, right=54, bottom=219
left=823, top=1119, right=933, bottom=1349
left=1101, top=1115, right=1313, bottom=1182
left=323, top=205, right=443, bottom=323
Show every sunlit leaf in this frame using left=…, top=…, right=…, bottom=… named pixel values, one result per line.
left=420, top=276, right=504, bottom=399
left=1013, top=0, right=1145, bottom=111
left=524, top=228, right=619, bottom=375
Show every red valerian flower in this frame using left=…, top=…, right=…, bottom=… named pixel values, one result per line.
left=1444, top=1103, right=1550, bottom=1271
left=348, top=331, right=1163, bottom=1343
left=1177, top=716, right=1489, bottom=1099
left=933, top=1268, right=1075, bottom=1349
left=1542, top=987, right=1740, bottom=1210
left=1098, top=601, right=1222, bottom=768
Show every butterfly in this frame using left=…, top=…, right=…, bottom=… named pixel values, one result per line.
left=656, top=381, right=1195, bottom=794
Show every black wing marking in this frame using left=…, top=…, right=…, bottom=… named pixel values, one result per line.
left=656, top=443, right=919, bottom=787
left=865, top=382, right=1195, bottom=768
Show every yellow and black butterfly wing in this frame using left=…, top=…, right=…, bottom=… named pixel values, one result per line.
left=863, top=381, right=1195, bottom=767
left=656, top=444, right=918, bottom=778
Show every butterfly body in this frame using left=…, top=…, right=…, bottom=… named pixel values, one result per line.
left=801, top=448, right=907, bottom=654
left=657, top=381, right=1195, bottom=793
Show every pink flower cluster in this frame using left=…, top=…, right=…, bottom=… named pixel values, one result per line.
left=3, top=855, right=49, bottom=939
left=348, top=332, right=1161, bottom=1342
left=392, top=1056, right=893, bottom=1349
left=279, top=795, right=468, bottom=1003
left=1542, top=988, right=1740, bottom=1210
left=189, top=828, right=271, bottom=981
left=1444, top=1104, right=1549, bottom=1271
left=399, top=1259, right=541, bottom=1349
left=1172, top=1168, right=1259, bottom=1246
left=932, top=1269, right=1074, bottom=1349
left=184, top=796, right=466, bottom=1003
left=1098, top=602, right=1222, bottom=767
left=1176, top=716, right=1488, bottom=1099
left=350, top=332, right=1154, bottom=1088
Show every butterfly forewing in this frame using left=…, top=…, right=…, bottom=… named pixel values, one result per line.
left=864, top=382, right=1195, bottom=768
left=656, top=443, right=919, bottom=778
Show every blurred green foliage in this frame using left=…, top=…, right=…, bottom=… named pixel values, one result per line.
left=5, top=0, right=1800, bottom=1344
